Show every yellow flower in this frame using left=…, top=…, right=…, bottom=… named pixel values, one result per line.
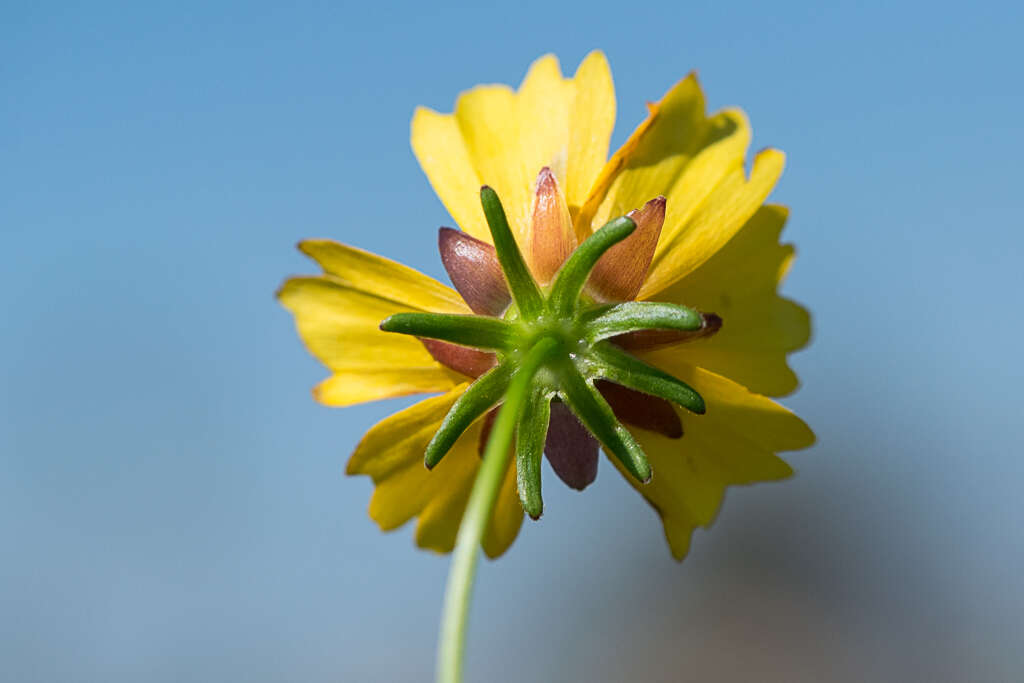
left=278, top=52, right=814, bottom=561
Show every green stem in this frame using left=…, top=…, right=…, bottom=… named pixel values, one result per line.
left=436, top=337, right=559, bottom=683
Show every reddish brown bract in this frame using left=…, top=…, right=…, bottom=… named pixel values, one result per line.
left=587, top=196, right=666, bottom=302
left=438, top=227, right=511, bottom=316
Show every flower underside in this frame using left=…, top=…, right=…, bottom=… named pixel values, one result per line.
left=381, top=175, right=722, bottom=520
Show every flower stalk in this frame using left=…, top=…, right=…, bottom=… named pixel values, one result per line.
left=436, top=337, right=560, bottom=683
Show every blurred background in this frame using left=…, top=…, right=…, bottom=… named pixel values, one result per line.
left=3, top=1, right=1022, bottom=681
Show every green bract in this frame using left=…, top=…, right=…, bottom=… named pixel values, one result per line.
left=380, top=187, right=707, bottom=517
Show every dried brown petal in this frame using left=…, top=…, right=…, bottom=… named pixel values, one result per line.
left=597, top=380, right=683, bottom=438
left=544, top=401, right=599, bottom=490
left=586, top=196, right=666, bottom=302
left=528, top=167, right=576, bottom=284
left=614, top=312, right=723, bottom=351
left=438, top=227, right=511, bottom=316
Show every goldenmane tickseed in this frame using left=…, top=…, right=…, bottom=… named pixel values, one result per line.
left=278, top=52, right=813, bottom=682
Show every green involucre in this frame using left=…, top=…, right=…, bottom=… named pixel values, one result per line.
left=379, top=186, right=710, bottom=482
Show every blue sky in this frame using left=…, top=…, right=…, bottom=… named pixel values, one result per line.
left=3, top=2, right=1023, bottom=681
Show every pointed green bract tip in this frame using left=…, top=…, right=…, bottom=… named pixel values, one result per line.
left=515, top=385, right=550, bottom=520
left=636, top=459, right=653, bottom=484
left=581, top=301, right=704, bottom=343
left=424, top=363, right=514, bottom=468
left=521, top=488, right=543, bottom=520
left=479, top=185, right=544, bottom=319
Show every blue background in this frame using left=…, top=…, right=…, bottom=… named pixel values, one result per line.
left=3, top=2, right=1022, bottom=681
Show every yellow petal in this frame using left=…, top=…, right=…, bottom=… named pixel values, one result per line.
left=577, top=74, right=705, bottom=236
left=609, top=363, right=813, bottom=560
left=580, top=74, right=784, bottom=294
left=414, top=461, right=476, bottom=553
left=351, top=386, right=471, bottom=531
left=415, top=446, right=523, bottom=557
left=313, top=369, right=463, bottom=408
left=416, top=435, right=524, bottom=557
left=642, top=147, right=784, bottom=296
left=566, top=50, right=616, bottom=221
left=348, top=385, right=463, bottom=477
left=639, top=205, right=811, bottom=396
left=350, top=386, right=524, bottom=556
left=680, top=364, right=814, bottom=452
left=411, top=52, right=616, bottom=247
left=482, top=453, right=525, bottom=559
left=410, top=107, right=488, bottom=241
left=277, top=276, right=459, bottom=405
left=299, top=239, right=469, bottom=314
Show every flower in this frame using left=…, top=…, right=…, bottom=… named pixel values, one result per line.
left=278, top=52, right=814, bottom=561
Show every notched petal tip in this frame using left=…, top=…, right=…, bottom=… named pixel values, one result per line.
left=587, top=196, right=666, bottom=302
left=438, top=227, right=511, bottom=316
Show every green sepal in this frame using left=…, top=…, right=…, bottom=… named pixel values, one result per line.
left=515, top=385, right=551, bottom=520
left=480, top=186, right=545, bottom=320
left=380, top=312, right=515, bottom=351
left=589, top=342, right=706, bottom=415
left=424, top=363, right=514, bottom=468
left=557, top=360, right=652, bottom=483
left=547, top=216, right=635, bottom=317
left=580, top=301, right=703, bottom=343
